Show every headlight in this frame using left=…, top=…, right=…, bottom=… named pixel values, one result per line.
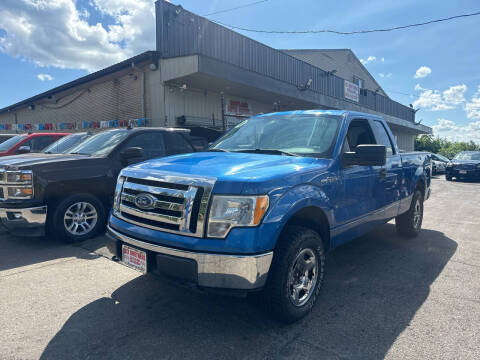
left=7, top=187, right=33, bottom=199
left=113, top=176, right=126, bottom=213
left=1, top=170, right=34, bottom=199
left=207, top=195, right=269, bottom=238
left=446, top=162, right=453, bottom=167
left=6, top=171, right=32, bottom=184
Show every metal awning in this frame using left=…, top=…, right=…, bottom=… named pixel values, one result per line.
left=161, top=55, right=431, bottom=135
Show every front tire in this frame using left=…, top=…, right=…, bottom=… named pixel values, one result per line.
left=263, top=226, right=325, bottom=323
left=395, top=189, right=424, bottom=238
left=446, top=174, right=452, bottom=181
left=51, top=193, right=106, bottom=243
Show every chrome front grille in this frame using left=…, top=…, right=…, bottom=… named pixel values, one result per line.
left=116, top=172, right=215, bottom=237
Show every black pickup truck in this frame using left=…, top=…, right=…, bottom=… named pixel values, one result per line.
left=0, top=127, right=204, bottom=242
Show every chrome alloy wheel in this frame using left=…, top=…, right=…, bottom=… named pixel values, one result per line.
left=413, top=199, right=422, bottom=230
left=64, top=202, right=98, bottom=236
left=287, top=248, right=318, bottom=307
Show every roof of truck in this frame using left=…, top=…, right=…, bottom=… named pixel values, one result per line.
left=255, top=110, right=383, bottom=119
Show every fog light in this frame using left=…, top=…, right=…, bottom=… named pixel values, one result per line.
left=6, top=212, right=23, bottom=221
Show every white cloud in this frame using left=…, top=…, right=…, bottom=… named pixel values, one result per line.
left=413, top=84, right=467, bottom=111
left=443, top=85, right=467, bottom=105
left=413, top=66, right=432, bottom=79
left=414, top=84, right=426, bottom=91
left=379, top=72, right=392, bottom=78
left=432, top=118, right=480, bottom=143
left=465, top=86, right=480, bottom=119
left=360, top=56, right=376, bottom=65
left=37, top=73, right=53, bottom=81
left=381, top=57, right=385, bottom=62
left=0, top=0, right=155, bottom=72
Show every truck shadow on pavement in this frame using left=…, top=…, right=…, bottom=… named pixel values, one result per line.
left=0, top=230, right=106, bottom=272
left=40, top=224, right=457, bottom=360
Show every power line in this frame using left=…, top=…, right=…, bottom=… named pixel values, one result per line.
left=387, top=90, right=414, bottom=97
left=212, top=10, right=480, bottom=35
left=203, top=0, right=268, bottom=17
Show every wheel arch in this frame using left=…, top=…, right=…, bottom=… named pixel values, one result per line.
left=279, top=206, right=331, bottom=252
left=416, top=177, right=426, bottom=197
left=44, top=180, right=112, bottom=208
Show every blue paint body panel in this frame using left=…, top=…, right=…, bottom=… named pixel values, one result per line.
left=109, top=110, right=431, bottom=255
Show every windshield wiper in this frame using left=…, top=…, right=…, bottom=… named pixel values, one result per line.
left=235, top=149, right=300, bottom=157
left=208, top=148, right=229, bottom=152
left=69, top=152, right=90, bottom=156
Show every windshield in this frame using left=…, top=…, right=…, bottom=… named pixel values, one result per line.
left=454, top=152, right=480, bottom=161
left=210, top=114, right=342, bottom=158
left=67, top=130, right=129, bottom=156
left=434, top=154, right=450, bottom=162
left=0, top=135, right=27, bottom=152
left=43, top=133, right=91, bottom=154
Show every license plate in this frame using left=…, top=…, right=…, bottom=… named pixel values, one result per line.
left=459, top=170, right=467, bottom=174
left=122, top=245, right=147, bottom=273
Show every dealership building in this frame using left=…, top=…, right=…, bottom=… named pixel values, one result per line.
left=0, top=0, right=431, bottom=151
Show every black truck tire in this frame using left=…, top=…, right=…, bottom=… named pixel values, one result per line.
left=395, top=189, right=424, bottom=238
left=263, top=226, right=325, bottom=323
left=446, top=174, right=452, bottom=181
left=51, top=193, right=106, bottom=243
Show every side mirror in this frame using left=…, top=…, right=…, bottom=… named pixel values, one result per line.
left=16, top=145, right=31, bottom=154
left=343, top=144, right=386, bottom=167
left=120, top=147, right=143, bottom=161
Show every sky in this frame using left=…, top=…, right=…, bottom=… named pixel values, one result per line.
left=0, top=0, right=479, bottom=142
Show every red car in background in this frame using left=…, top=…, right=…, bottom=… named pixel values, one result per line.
left=0, top=133, right=70, bottom=157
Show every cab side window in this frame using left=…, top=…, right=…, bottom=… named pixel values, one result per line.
left=373, top=120, right=395, bottom=156
left=122, top=132, right=166, bottom=160
left=23, top=136, right=57, bottom=152
left=345, top=119, right=376, bottom=152
left=164, top=133, right=195, bottom=155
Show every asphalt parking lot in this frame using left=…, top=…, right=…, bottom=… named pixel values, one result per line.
left=1, top=177, right=479, bottom=360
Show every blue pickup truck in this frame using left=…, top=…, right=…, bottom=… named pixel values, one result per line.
left=106, top=110, right=431, bottom=322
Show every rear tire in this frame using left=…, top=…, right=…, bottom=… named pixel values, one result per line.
left=395, top=190, right=423, bottom=238
left=445, top=174, right=452, bottom=181
left=263, top=226, right=325, bottom=323
left=51, top=193, right=106, bottom=243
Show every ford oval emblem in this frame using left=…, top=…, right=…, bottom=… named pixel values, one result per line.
left=134, top=193, right=156, bottom=210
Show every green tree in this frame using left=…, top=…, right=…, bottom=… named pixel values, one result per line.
left=415, top=135, right=480, bottom=159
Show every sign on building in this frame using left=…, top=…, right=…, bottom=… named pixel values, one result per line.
left=344, top=80, right=359, bottom=102
left=225, top=99, right=251, bottom=117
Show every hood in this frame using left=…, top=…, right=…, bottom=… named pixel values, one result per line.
left=0, top=153, right=93, bottom=170
left=128, top=152, right=331, bottom=194
left=451, top=159, right=480, bottom=165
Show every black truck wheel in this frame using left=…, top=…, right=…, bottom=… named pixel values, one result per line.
left=395, top=189, right=424, bottom=238
left=51, top=193, right=106, bottom=243
left=445, top=174, right=452, bottom=181
left=263, top=226, right=325, bottom=323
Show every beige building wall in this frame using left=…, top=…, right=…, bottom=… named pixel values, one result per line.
left=0, top=62, right=152, bottom=133
left=162, top=85, right=273, bottom=128
left=393, top=131, right=415, bottom=152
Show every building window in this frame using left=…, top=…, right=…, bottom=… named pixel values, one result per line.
left=353, top=76, right=364, bottom=89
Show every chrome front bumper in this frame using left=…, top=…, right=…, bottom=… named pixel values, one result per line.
left=0, top=206, right=47, bottom=236
left=106, top=226, right=273, bottom=290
